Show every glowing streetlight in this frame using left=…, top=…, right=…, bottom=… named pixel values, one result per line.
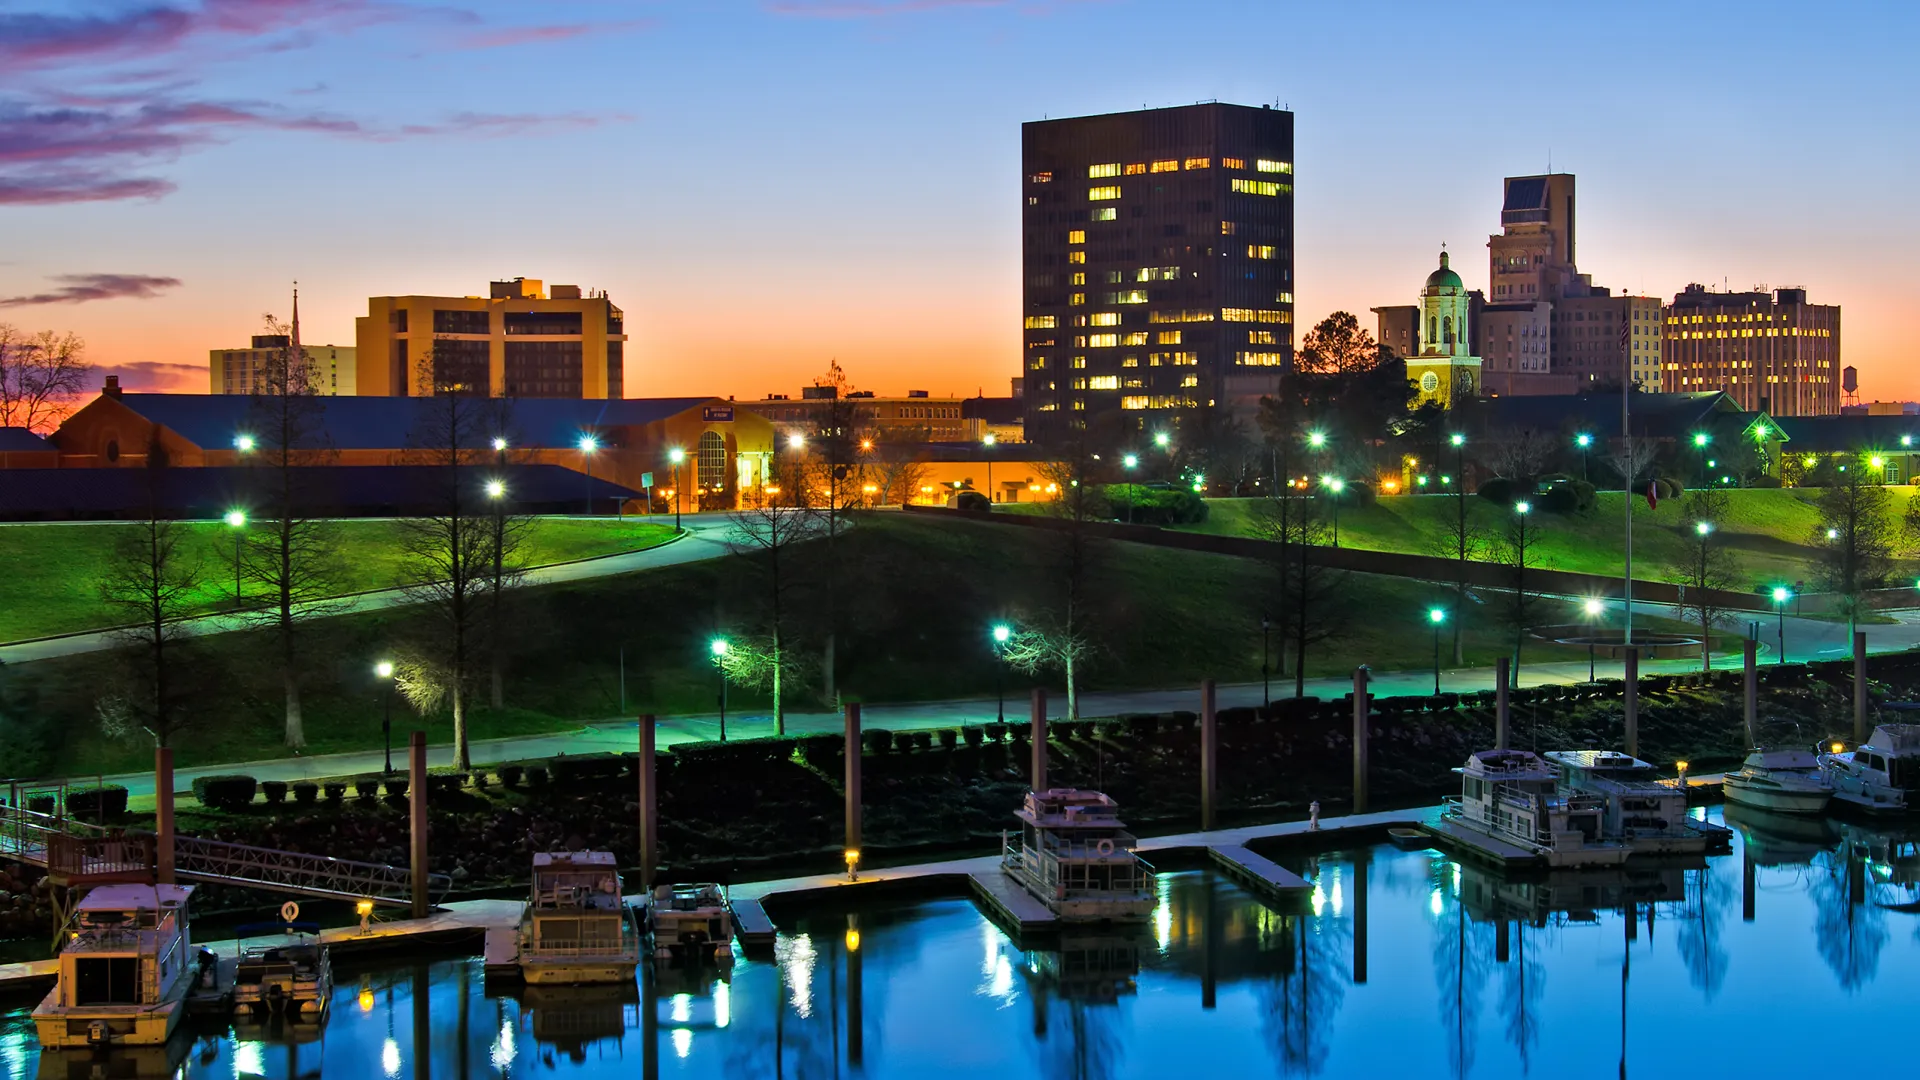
left=233, top=434, right=255, bottom=453
left=991, top=622, right=1012, bottom=721
left=1123, top=454, right=1138, bottom=468
left=1575, top=433, right=1591, bottom=447
left=1449, top=433, right=1464, bottom=448
left=1154, top=432, right=1170, bottom=448
left=578, top=435, right=599, bottom=515
left=710, top=638, right=730, bottom=739
left=1695, top=520, right=1712, bottom=536
left=485, top=479, right=505, bottom=500
left=788, top=433, right=806, bottom=450
left=1427, top=607, right=1446, bottom=694
left=983, top=432, right=998, bottom=505
left=1771, top=586, right=1792, bottom=665
left=374, top=660, right=395, bottom=773
left=1826, top=527, right=1840, bottom=541
left=668, top=447, right=687, bottom=531
left=1514, top=500, right=1531, bottom=514
left=223, top=509, right=246, bottom=610
left=1904, top=436, right=1914, bottom=448
left=1692, top=433, right=1709, bottom=447
left=1581, top=598, right=1604, bottom=679
left=983, top=433, right=997, bottom=447
left=1308, top=430, right=1327, bottom=449
left=1321, top=475, right=1345, bottom=546
left=491, top=437, right=508, bottom=452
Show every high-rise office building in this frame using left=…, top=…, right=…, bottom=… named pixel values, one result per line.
left=355, top=277, right=627, bottom=398
left=209, top=338, right=356, bottom=396
left=1663, top=285, right=1840, bottom=415
left=1022, top=103, right=1294, bottom=444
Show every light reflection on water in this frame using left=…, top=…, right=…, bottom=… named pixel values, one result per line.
left=6, top=807, right=1920, bottom=1078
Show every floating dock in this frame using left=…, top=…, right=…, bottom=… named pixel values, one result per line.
left=1424, top=815, right=1542, bottom=869
left=966, top=870, right=1059, bottom=934
left=729, top=896, right=778, bottom=948
left=1206, top=844, right=1311, bottom=901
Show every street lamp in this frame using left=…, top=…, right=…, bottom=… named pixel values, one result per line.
left=788, top=433, right=806, bottom=450
left=1260, top=613, right=1272, bottom=709
left=668, top=447, right=686, bottom=531
left=1582, top=597, right=1604, bottom=681
left=374, top=661, right=395, bottom=774
left=1691, top=432, right=1710, bottom=488
left=578, top=435, right=599, bottom=515
left=991, top=624, right=1012, bottom=722
left=1771, top=586, right=1792, bottom=665
left=1575, top=432, right=1592, bottom=482
left=710, top=638, right=730, bottom=740
left=1122, top=453, right=1139, bottom=523
left=1321, top=475, right=1344, bottom=546
left=491, top=437, right=508, bottom=453
left=983, top=433, right=997, bottom=507
left=1427, top=607, right=1446, bottom=694
left=485, top=478, right=505, bottom=500
left=1154, top=432, right=1170, bottom=449
left=1308, top=430, right=1326, bottom=450
left=233, top=434, right=255, bottom=454
left=224, top=509, right=246, bottom=609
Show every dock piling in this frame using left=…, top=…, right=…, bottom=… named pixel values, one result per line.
left=1494, top=657, right=1510, bottom=750
left=1353, top=854, right=1368, bottom=985
left=638, top=714, right=657, bottom=894
left=1855, top=630, right=1869, bottom=743
left=846, top=914, right=864, bottom=1064
left=1200, top=678, right=1218, bottom=831
left=154, top=747, right=175, bottom=885
left=409, top=731, right=427, bottom=919
left=1352, top=666, right=1370, bottom=814
left=845, top=702, right=862, bottom=879
left=1623, top=649, right=1640, bottom=759
left=1030, top=688, right=1048, bottom=793
left=1743, top=639, right=1758, bottom=748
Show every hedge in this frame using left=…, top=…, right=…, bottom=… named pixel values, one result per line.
left=66, top=785, right=129, bottom=819
left=549, top=754, right=624, bottom=785
left=497, top=764, right=525, bottom=788
left=864, top=729, right=895, bottom=754
left=291, top=781, right=319, bottom=805
left=193, top=774, right=257, bottom=811
left=262, top=781, right=288, bottom=804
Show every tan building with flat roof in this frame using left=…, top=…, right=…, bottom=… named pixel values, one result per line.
left=1662, top=284, right=1840, bottom=416
left=355, top=277, right=627, bottom=398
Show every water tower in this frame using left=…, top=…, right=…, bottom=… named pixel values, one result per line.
left=1843, top=365, right=1859, bottom=407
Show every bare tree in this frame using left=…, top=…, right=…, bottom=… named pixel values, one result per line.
left=1021, top=441, right=1111, bottom=719
left=1485, top=428, right=1554, bottom=483
left=728, top=448, right=827, bottom=734
left=801, top=361, right=869, bottom=704
left=479, top=407, right=532, bottom=708
left=395, top=346, right=496, bottom=769
left=98, top=443, right=203, bottom=748
left=1496, top=502, right=1545, bottom=688
left=999, top=622, right=1096, bottom=722
left=1810, top=452, right=1895, bottom=634
left=238, top=315, right=343, bottom=749
left=871, top=428, right=933, bottom=505
left=1249, top=490, right=1347, bottom=697
left=1666, top=489, right=1741, bottom=672
left=0, top=326, right=92, bottom=432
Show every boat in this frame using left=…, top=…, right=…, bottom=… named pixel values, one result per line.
left=1721, top=748, right=1833, bottom=815
left=1388, top=827, right=1431, bottom=849
left=517, top=851, right=641, bottom=985
left=1543, top=750, right=1731, bottom=855
left=1002, top=788, right=1156, bottom=921
left=643, top=882, right=736, bottom=961
left=231, top=921, right=332, bottom=1019
left=31, top=884, right=201, bottom=1048
left=1821, top=724, right=1920, bottom=814
left=1437, top=749, right=1630, bottom=868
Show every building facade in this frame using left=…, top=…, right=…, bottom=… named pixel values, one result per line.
left=354, top=277, right=627, bottom=399
left=209, top=337, right=357, bottom=396
left=745, top=388, right=982, bottom=443
left=1371, top=305, right=1418, bottom=362
left=1022, top=103, right=1295, bottom=444
left=1404, top=252, right=1482, bottom=407
left=1662, top=285, right=1840, bottom=416
left=1555, top=294, right=1665, bottom=391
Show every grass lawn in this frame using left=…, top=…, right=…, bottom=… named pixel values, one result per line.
left=1172, top=487, right=1920, bottom=591
left=0, top=516, right=677, bottom=642
left=3, top=513, right=1590, bottom=776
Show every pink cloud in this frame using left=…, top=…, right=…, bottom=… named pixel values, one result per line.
left=766, top=0, right=1090, bottom=15
left=0, top=0, right=402, bottom=69
left=458, top=19, right=654, bottom=50
left=93, top=360, right=206, bottom=393
left=0, top=172, right=175, bottom=206
left=0, top=274, right=183, bottom=308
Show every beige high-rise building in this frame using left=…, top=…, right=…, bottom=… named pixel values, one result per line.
left=1555, top=294, right=1665, bottom=390
left=1662, top=285, right=1840, bottom=416
left=354, top=277, right=627, bottom=398
left=209, top=337, right=356, bottom=396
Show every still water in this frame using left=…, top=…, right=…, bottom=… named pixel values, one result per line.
left=5, top=806, right=1919, bottom=1080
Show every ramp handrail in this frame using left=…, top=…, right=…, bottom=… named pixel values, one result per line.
left=171, top=834, right=451, bottom=907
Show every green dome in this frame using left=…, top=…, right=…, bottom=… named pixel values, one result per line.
left=1425, top=250, right=1462, bottom=290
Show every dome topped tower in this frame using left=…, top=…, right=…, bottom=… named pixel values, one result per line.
left=1406, top=247, right=1481, bottom=407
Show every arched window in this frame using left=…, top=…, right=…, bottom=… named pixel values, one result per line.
left=1428, top=316, right=1437, bottom=346
left=1443, top=316, right=1453, bottom=346
left=697, top=430, right=726, bottom=491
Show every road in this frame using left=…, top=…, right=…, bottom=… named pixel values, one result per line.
left=87, top=595, right=1920, bottom=801
left=0, top=515, right=744, bottom=665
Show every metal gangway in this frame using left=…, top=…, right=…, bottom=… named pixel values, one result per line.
left=0, top=792, right=448, bottom=907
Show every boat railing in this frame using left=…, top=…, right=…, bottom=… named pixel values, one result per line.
left=522, top=926, right=641, bottom=963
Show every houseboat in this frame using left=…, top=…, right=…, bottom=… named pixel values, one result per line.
left=32, top=884, right=200, bottom=1048
left=1821, top=724, right=1920, bottom=813
left=643, top=883, right=735, bottom=961
left=1543, top=750, right=1730, bottom=854
left=1722, top=748, right=1833, bottom=815
left=1002, top=789, right=1155, bottom=922
left=1439, top=749, right=1630, bottom=868
left=517, top=851, right=641, bottom=985
left=231, top=921, right=332, bottom=1019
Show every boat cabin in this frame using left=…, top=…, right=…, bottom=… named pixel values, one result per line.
left=1543, top=751, right=1692, bottom=841
left=526, top=852, right=628, bottom=958
left=49, top=885, right=193, bottom=1010
left=1007, top=789, right=1154, bottom=921
left=1454, top=750, right=1607, bottom=850
left=1826, top=724, right=1920, bottom=811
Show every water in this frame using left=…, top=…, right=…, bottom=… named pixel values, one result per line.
left=6, top=806, right=1919, bottom=1079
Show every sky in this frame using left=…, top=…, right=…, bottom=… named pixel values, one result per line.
left=3, top=0, right=1916, bottom=403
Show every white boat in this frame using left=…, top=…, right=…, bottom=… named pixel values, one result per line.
left=644, top=883, right=735, bottom=961
left=231, top=921, right=332, bottom=1019
left=32, top=884, right=198, bottom=1049
left=1821, top=724, right=1920, bottom=814
left=517, top=851, right=641, bottom=985
left=1721, top=748, right=1833, bottom=815
left=1543, top=750, right=1731, bottom=855
left=1002, top=788, right=1156, bottom=921
left=1439, top=749, right=1631, bottom=868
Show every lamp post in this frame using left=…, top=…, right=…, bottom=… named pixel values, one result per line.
left=1582, top=597, right=1604, bottom=681
left=374, top=661, right=395, bottom=774
left=1260, top=613, right=1272, bottom=708
left=1427, top=607, right=1446, bottom=694
left=668, top=447, right=686, bottom=531
left=1575, top=432, right=1592, bottom=482
left=991, top=624, right=1011, bottom=722
left=1771, top=587, right=1792, bottom=665
left=1123, top=453, right=1139, bottom=523
left=578, top=435, right=599, bottom=515
left=1321, top=476, right=1344, bottom=546
left=224, top=509, right=246, bottom=610
left=1691, top=432, right=1710, bottom=488
left=983, top=433, right=997, bottom=507
left=708, top=638, right=730, bottom=741
left=233, top=434, right=255, bottom=455
left=1154, top=431, right=1171, bottom=480
left=1871, top=454, right=1887, bottom=486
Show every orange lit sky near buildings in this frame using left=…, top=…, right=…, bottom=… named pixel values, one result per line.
left=5, top=1, right=1917, bottom=404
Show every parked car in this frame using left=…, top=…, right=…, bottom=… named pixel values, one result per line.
left=948, top=490, right=991, bottom=511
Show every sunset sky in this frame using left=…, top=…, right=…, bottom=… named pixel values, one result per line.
left=4, top=0, right=1916, bottom=403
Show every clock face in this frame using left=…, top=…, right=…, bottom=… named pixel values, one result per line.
left=1420, top=371, right=1440, bottom=392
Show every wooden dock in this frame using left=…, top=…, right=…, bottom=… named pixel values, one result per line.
left=482, top=926, right=520, bottom=979
left=1425, top=815, right=1541, bottom=869
left=1207, top=844, right=1311, bottom=901
left=966, top=870, right=1058, bottom=934
left=730, top=897, right=778, bottom=949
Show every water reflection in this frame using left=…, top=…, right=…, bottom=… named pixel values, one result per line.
left=16, top=811, right=1920, bottom=1077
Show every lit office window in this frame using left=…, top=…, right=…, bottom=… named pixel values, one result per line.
left=1070, top=292, right=1086, bottom=305
left=1236, top=352, right=1285, bottom=366
left=1157, top=331, right=1182, bottom=345
left=1181, top=374, right=1200, bottom=387
left=1223, top=157, right=1246, bottom=169
left=1088, top=334, right=1118, bottom=347
left=1231, top=179, right=1290, bottom=196
left=1088, top=375, right=1119, bottom=390
left=1068, top=230, right=1086, bottom=244
left=1068, top=251, right=1086, bottom=264
left=1108, top=290, right=1148, bottom=304
left=1030, top=172, right=1053, bottom=183
left=1088, top=185, right=1122, bottom=200
left=1256, top=159, right=1292, bottom=174
left=1221, top=308, right=1290, bottom=324
left=1246, top=245, right=1280, bottom=259
left=1090, top=313, right=1121, bottom=326
left=1125, top=163, right=1149, bottom=175
left=1024, top=316, right=1057, bottom=329
left=1070, top=273, right=1086, bottom=285
left=1220, top=221, right=1237, bottom=235
left=1088, top=163, right=1121, bottom=178
left=1249, top=330, right=1277, bottom=344
left=1122, top=332, right=1148, bottom=345
left=1150, top=159, right=1179, bottom=173
left=1093, top=207, right=1117, bottom=221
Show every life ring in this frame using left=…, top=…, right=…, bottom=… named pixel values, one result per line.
left=1095, top=839, right=1115, bottom=857
left=280, top=901, right=301, bottom=923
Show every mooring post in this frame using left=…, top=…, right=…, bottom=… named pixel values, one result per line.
left=154, top=746, right=175, bottom=885
left=1353, top=854, right=1369, bottom=985
left=409, top=731, right=428, bottom=919
left=1030, top=688, right=1048, bottom=793
left=846, top=913, right=864, bottom=1064
left=1200, top=678, right=1218, bottom=832
left=1352, top=666, right=1370, bottom=814
left=845, top=703, right=862, bottom=880
left=1623, top=649, right=1640, bottom=760
left=1743, top=638, right=1759, bottom=749
left=638, top=714, right=657, bottom=894
left=1494, top=657, right=1511, bottom=750
left=1496, top=919, right=1510, bottom=964
left=1741, top=845, right=1756, bottom=923
left=1854, top=630, right=1870, bottom=744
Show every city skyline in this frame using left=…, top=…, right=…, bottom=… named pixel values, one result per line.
left=4, top=0, right=1915, bottom=404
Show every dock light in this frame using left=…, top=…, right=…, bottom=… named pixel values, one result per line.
left=844, top=849, right=861, bottom=882
left=1693, top=433, right=1709, bottom=447
left=1308, top=430, right=1326, bottom=448
left=788, top=433, right=806, bottom=449
left=492, top=437, right=508, bottom=452
left=358, top=983, right=375, bottom=1012
left=485, top=479, right=505, bottom=499
left=1676, top=761, right=1690, bottom=786
left=845, top=928, right=861, bottom=951
left=356, top=898, right=374, bottom=936
left=1695, top=520, right=1713, bottom=536
left=1584, top=598, right=1604, bottom=617
left=1154, top=432, right=1170, bottom=448
left=1831, top=741, right=1846, bottom=754
left=233, top=434, right=255, bottom=452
